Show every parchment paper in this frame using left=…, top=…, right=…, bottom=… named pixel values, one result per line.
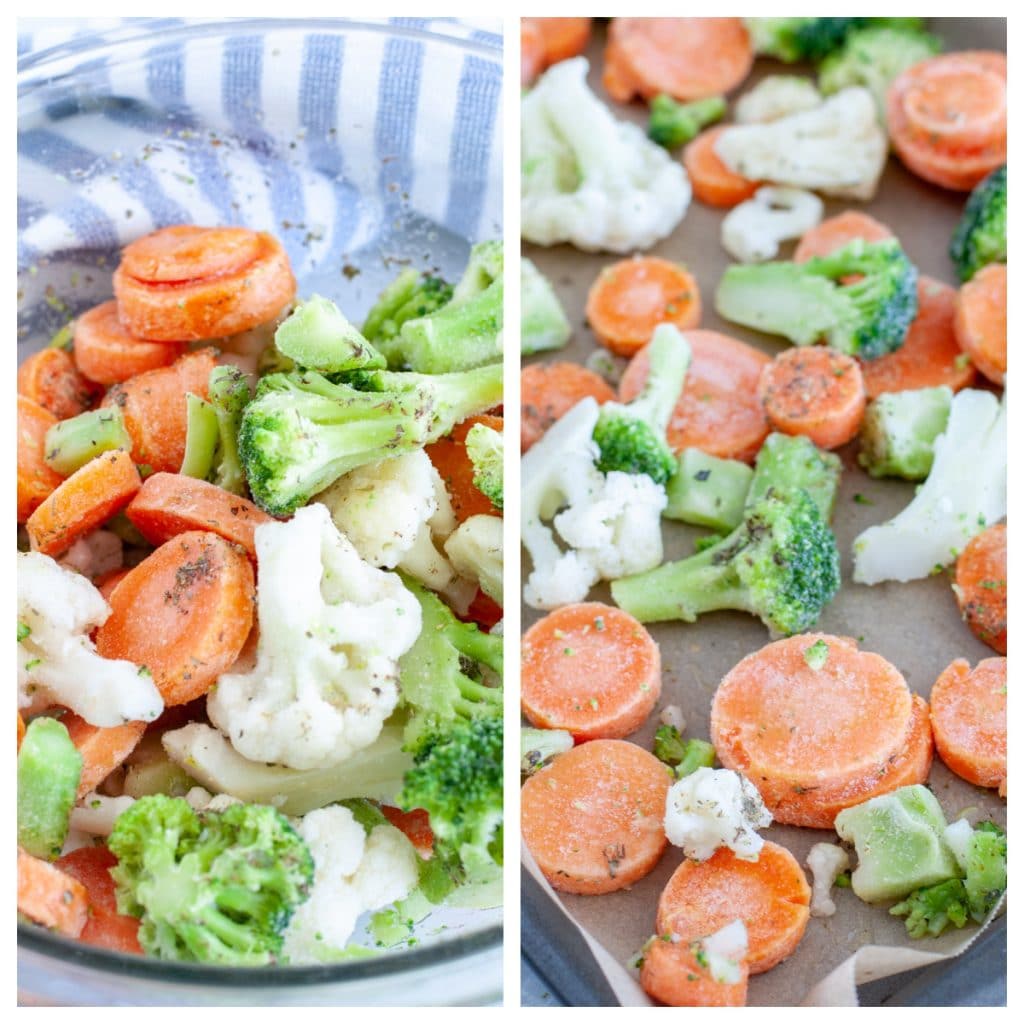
left=520, top=17, right=1007, bottom=1007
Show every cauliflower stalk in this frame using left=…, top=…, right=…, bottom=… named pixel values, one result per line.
left=17, top=552, right=163, bottom=727
left=721, top=186, right=824, bottom=264
left=806, top=842, right=851, bottom=918
left=444, top=514, right=503, bottom=606
left=522, top=57, right=691, bottom=253
left=207, top=504, right=421, bottom=771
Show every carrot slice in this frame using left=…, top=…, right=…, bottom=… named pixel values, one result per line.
left=521, top=602, right=661, bottom=741
left=861, top=277, right=978, bottom=399
left=425, top=413, right=503, bottom=524
left=585, top=257, right=701, bottom=357
left=55, top=846, right=143, bottom=954
left=521, top=362, right=616, bottom=453
left=758, top=347, right=866, bottom=450
left=683, top=126, right=760, bottom=208
left=655, top=841, right=810, bottom=975
left=95, top=531, right=255, bottom=706
left=522, top=19, right=545, bottom=87
left=126, top=473, right=272, bottom=560
left=18, top=395, right=64, bottom=523
left=72, top=300, right=188, bottom=385
left=18, top=847, right=89, bottom=937
left=521, top=739, right=671, bottom=895
left=619, top=329, right=771, bottom=463
left=710, top=635, right=916, bottom=825
left=641, top=937, right=749, bottom=1007
left=930, top=657, right=1007, bottom=790
left=794, top=211, right=894, bottom=263
left=101, top=348, right=218, bottom=474
left=954, top=262, right=1006, bottom=385
left=464, top=588, right=503, bottom=632
left=531, top=18, right=592, bottom=66
left=18, top=712, right=27, bottom=750
left=17, top=347, right=98, bottom=420
left=61, top=712, right=147, bottom=798
left=954, top=523, right=1006, bottom=654
left=603, top=18, right=753, bottom=103
left=95, top=567, right=131, bottom=604
left=381, top=806, right=435, bottom=859
left=114, top=226, right=296, bottom=341
left=26, top=449, right=141, bottom=557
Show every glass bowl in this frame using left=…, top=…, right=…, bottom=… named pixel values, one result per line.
left=17, top=17, right=502, bottom=1005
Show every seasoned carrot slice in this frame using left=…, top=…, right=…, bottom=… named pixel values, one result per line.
left=655, top=841, right=810, bottom=975
left=55, top=846, right=143, bottom=954
left=531, top=18, right=592, bottom=66
left=521, top=603, right=661, bottom=741
left=641, top=937, right=749, bottom=1007
left=17, top=347, right=97, bottom=420
left=684, top=126, right=760, bottom=209
left=521, top=739, right=671, bottom=895
left=930, top=657, right=1006, bottom=791
left=585, top=257, right=701, bottom=357
left=794, top=211, right=894, bottom=263
left=95, top=531, right=255, bottom=706
left=26, top=449, right=141, bottom=557
left=954, top=262, right=1006, bottom=385
left=425, top=414, right=503, bottom=524
left=61, top=712, right=147, bottom=798
left=520, top=362, right=615, bottom=453
left=18, top=395, right=63, bottom=523
left=114, top=226, right=296, bottom=341
left=18, top=848, right=89, bottom=937
left=619, top=330, right=771, bottom=463
left=954, top=523, right=1006, bottom=654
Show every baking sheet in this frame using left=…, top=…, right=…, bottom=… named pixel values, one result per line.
left=520, top=17, right=1007, bottom=1007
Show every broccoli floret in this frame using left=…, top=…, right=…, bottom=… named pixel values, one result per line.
left=653, top=723, right=687, bottom=767
left=819, top=25, right=942, bottom=123
left=521, top=257, right=571, bottom=355
left=274, top=295, right=386, bottom=373
left=890, top=877, right=971, bottom=938
left=647, top=94, right=727, bottom=149
left=362, top=268, right=453, bottom=346
left=611, top=432, right=841, bottom=633
left=17, top=716, right=82, bottom=860
left=746, top=17, right=925, bottom=63
left=239, top=362, right=501, bottom=515
left=465, top=422, right=503, bottom=511
left=108, top=795, right=314, bottom=965
left=950, top=165, right=1007, bottom=282
left=207, top=365, right=252, bottom=495
left=398, top=575, right=503, bottom=752
left=44, top=408, right=132, bottom=477
left=715, top=238, right=919, bottom=359
left=664, top=449, right=754, bottom=532
left=858, top=386, right=953, bottom=480
left=963, top=821, right=1007, bottom=921
left=593, top=323, right=691, bottom=484
left=521, top=727, right=573, bottom=776
left=746, top=432, right=842, bottom=521
left=676, top=739, right=716, bottom=778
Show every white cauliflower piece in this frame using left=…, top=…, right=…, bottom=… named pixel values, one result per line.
left=699, top=920, right=750, bottom=984
left=69, top=793, right=136, bottom=836
left=735, top=75, right=822, bottom=124
left=806, top=842, right=850, bottom=918
left=444, top=514, right=503, bottom=606
left=58, top=529, right=123, bottom=581
left=282, top=805, right=419, bottom=964
left=522, top=57, right=691, bottom=253
left=17, top=552, right=163, bottom=727
left=715, top=87, right=887, bottom=200
left=206, top=504, right=421, bottom=771
left=664, top=767, right=773, bottom=862
left=721, top=186, right=824, bottom=264
left=943, top=818, right=975, bottom=873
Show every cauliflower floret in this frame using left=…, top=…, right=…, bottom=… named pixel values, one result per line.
left=715, top=87, right=887, bottom=201
left=734, top=75, right=823, bottom=124
left=664, top=767, right=773, bottom=862
left=58, top=529, right=123, bottom=581
left=444, top=514, right=503, bottom=606
left=207, top=504, right=421, bottom=771
left=17, top=552, right=162, bottom=727
left=699, top=920, right=750, bottom=984
left=806, top=842, right=850, bottom=918
left=282, top=805, right=419, bottom=964
left=721, top=186, right=824, bottom=264
left=522, top=57, right=691, bottom=253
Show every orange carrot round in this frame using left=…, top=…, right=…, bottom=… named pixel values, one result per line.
left=96, top=567, right=132, bottom=604
left=126, top=473, right=272, bottom=560
left=619, top=329, right=771, bottom=463
left=17, top=347, right=97, bottom=420
left=522, top=20, right=545, bottom=87
left=521, top=362, right=616, bottom=453
left=655, top=841, right=810, bottom=975
left=954, top=262, right=1006, bottom=385
left=641, top=937, right=749, bottom=1007
left=18, top=848, right=89, bottom=937
left=954, top=523, right=1006, bottom=654
left=794, top=211, right=894, bottom=263
left=55, top=846, right=142, bottom=954
left=604, top=18, right=753, bottom=103
left=425, top=414, right=503, bottom=523
left=101, top=348, right=218, bottom=474
left=95, top=531, right=255, bottom=706
left=861, top=277, right=978, bottom=399
left=521, top=739, right=671, bottom=895
left=18, top=395, right=63, bottom=523
left=60, top=712, right=147, bottom=798
left=585, top=257, right=701, bottom=357
left=930, top=656, right=1006, bottom=791
left=531, top=18, right=592, bottom=67
left=522, top=603, right=661, bottom=740
left=73, top=300, right=188, bottom=385
left=113, top=226, right=296, bottom=341
left=684, top=126, right=760, bottom=208
left=758, top=346, right=866, bottom=450
left=26, top=449, right=141, bottom=557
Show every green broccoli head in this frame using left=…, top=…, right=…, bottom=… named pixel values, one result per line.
left=362, top=268, right=454, bottom=346
left=950, top=165, right=1007, bottom=282
left=747, top=17, right=924, bottom=63
left=964, top=821, right=1006, bottom=921
left=890, top=877, right=971, bottom=938
left=653, top=724, right=687, bottom=767
left=274, top=295, right=387, bottom=374
left=465, top=422, right=504, bottom=511
left=108, top=795, right=314, bottom=965
left=647, top=94, right=726, bottom=149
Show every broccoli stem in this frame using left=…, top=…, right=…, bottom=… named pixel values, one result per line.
left=362, top=269, right=454, bottom=345
left=629, top=324, right=692, bottom=438
left=180, top=393, right=219, bottom=480
left=43, top=407, right=132, bottom=476
left=664, top=449, right=754, bottom=532
left=17, top=717, right=83, bottom=860
left=207, top=365, right=251, bottom=495
left=274, top=295, right=386, bottom=373
left=676, top=739, right=716, bottom=778
left=746, top=432, right=842, bottom=520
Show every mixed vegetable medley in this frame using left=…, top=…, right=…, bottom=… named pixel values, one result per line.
left=519, top=17, right=1005, bottom=1006
left=17, top=224, right=505, bottom=965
